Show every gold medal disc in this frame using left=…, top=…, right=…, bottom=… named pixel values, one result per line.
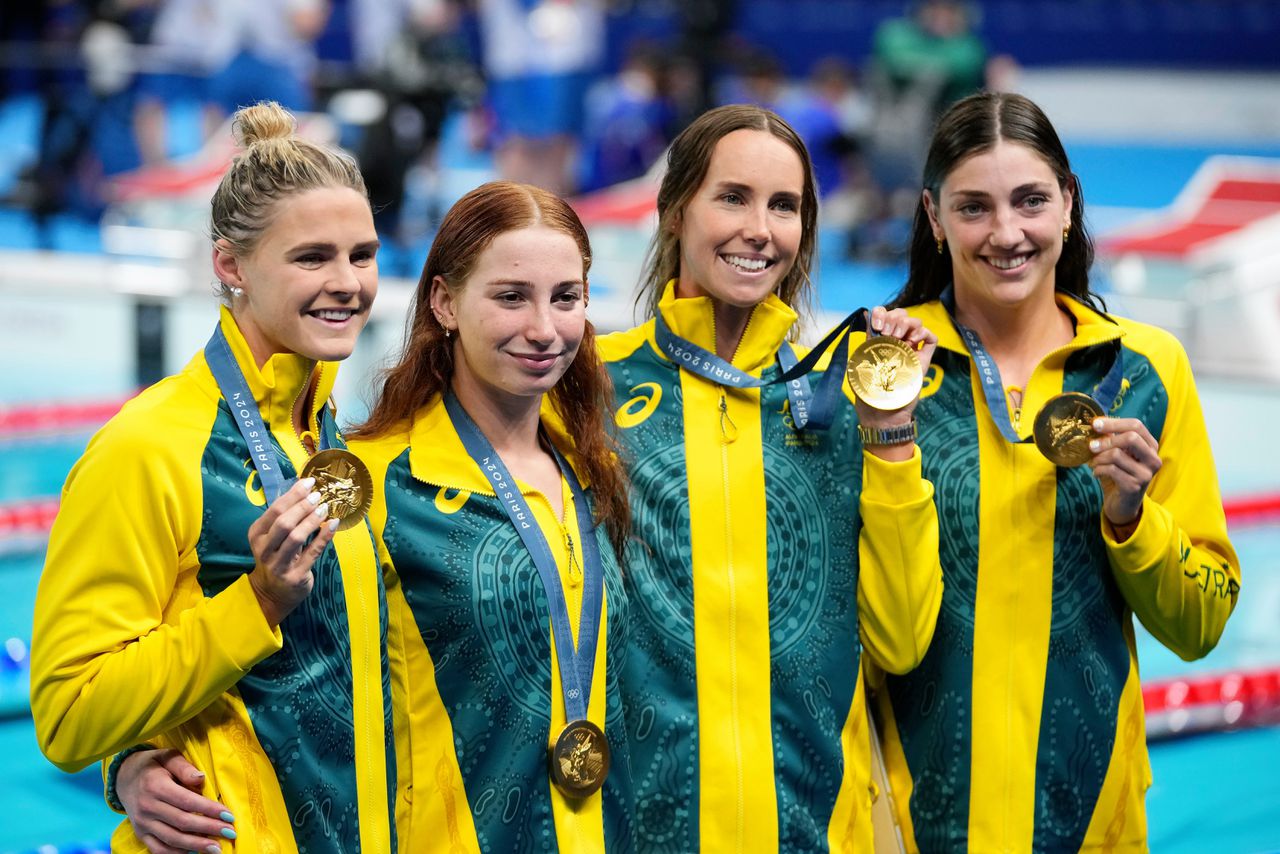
left=1032, top=392, right=1105, bottom=467
left=847, top=335, right=924, bottom=411
left=549, top=719, right=610, bottom=798
left=300, top=449, right=373, bottom=531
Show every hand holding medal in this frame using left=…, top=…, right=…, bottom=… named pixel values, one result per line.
left=848, top=306, right=937, bottom=413
left=300, top=449, right=373, bottom=531
left=848, top=307, right=938, bottom=457
left=1032, top=392, right=1104, bottom=467
left=1085, top=415, right=1162, bottom=539
left=246, top=476, right=339, bottom=628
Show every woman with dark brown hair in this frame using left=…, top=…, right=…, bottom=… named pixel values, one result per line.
left=346, top=180, right=635, bottom=850
left=869, top=91, right=1239, bottom=852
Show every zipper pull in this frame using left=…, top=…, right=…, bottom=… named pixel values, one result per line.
left=565, top=532, right=583, bottom=587
left=719, top=390, right=738, bottom=443
left=1013, top=406, right=1021, bottom=432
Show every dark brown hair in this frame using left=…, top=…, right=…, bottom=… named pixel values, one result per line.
left=351, top=181, right=630, bottom=556
left=636, top=104, right=819, bottom=332
left=891, top=91, right=1101, bottom=310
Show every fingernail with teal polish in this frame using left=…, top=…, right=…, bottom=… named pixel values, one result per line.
left=220, top=810, right=235, bottom=823
left=221, top=826, right=238, bottom=839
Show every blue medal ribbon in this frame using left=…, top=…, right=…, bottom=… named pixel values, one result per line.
left=939, top=286, right=1125, bottom=442
left=652, top=306, right=873, bottom=430
left=444, top=392, right=604, bottom=724
left=204, top=324, right=333, bottom=504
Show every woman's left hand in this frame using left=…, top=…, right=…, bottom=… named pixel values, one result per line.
left=856, top=305, right=939, bottom=428
left=1088, top=416, right=1162, bottom=538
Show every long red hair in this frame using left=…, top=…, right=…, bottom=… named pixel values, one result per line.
left=350, top=181, right=630, bottom=557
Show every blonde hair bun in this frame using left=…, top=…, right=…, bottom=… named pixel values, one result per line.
left=232, top=102, right=297, bottom=148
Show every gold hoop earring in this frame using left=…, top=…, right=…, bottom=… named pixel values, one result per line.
left=935, top=236, right=945, bottom=255
left=1063, top=226, right=1071, bottom=244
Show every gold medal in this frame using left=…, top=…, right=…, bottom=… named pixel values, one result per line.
left=847, top=335, right=924, bottom=411
left=1033, top=392, right=1104, bottom=467
left=300, top=449, right=373, bottom=531
left=548, top=719, right=610, bottom=798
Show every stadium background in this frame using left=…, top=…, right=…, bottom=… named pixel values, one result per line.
left=0, top=2, right=1277, bottom=851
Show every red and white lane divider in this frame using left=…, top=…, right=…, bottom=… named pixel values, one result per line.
left=0, top=397, right=132, bottom=440
left=1143, top=666, right=1280, bottom=740
left=0, top=498, right=60, bottom=536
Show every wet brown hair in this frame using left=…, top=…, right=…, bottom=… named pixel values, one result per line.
left=636, top=104, right=819, bottom=333
left=891, top=91, right=1101, bottom=310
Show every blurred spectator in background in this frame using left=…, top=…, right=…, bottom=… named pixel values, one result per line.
left=803, top=57, right=887, bottom=246
left=577, top=38, right=672, bottom=192
left=7, top=0, right=151, bottom=237
left=672, top=0, right=737, bottom=126
left=345, top=0, right=481, bottom=241
left=134, top=0, right=329, bottom=164
left=732, top=47, right=849, bottom=198
left=867, top=0, right=985, bottom=190
left=0, top=2, right=54, bottom=98
left=853, top=0, right=987, bottom=261
left=873, top=0, right=985, bottom=114
left=475, top=0, right=605, bottom=196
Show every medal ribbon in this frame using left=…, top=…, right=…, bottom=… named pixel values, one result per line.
left=204, top=324, right=334, bottom=504
left=938, top=286, right=1125, bottom=442
left=652, top=306, right=872, bottom=430
left=444, top=392, right=605, bottom=724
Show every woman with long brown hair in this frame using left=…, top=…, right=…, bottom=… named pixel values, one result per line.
left=599, top=103, right=944, bottom=852
left=347, top=180, right=634, bottom=850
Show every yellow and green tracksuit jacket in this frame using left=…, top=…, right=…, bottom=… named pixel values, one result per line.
left=30, top=307, right=396, bottom=853
left=597, top=283, right=943, bottom=853
left=351, top=396, right=635, bottom=853
left=869, top=296, right=1241, bottom=853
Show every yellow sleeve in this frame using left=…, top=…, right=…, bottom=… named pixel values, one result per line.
left=1104, top=347, right=1240, bottom=661
left=856, top=446, right=944, bottom=674
left=30, top=413, right=282, bottom=773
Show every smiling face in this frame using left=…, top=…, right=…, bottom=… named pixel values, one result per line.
left=674, top=128, right=805, bottom=310
left=217, top=185, right=379, bottom=366
left=925, top=140, right=1073, bottom=316
left=432, top=225, right=586, bottom=409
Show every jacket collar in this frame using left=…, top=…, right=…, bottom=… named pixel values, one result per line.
left=406, top=394, right=586, bottom=494
left=914, top=293, right=1124, bottom=364
left=216, top=305, right=336, bottom=435
left=655, top=280, right=798, bottom=374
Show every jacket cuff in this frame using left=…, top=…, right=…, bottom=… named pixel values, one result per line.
left=1103, top=496, right=1172, bottom=572
left=205, top=574, right=284, bottom=670
left=103, top=743, right=155, bottom=814
left=861, top=444, right=931, bottom=507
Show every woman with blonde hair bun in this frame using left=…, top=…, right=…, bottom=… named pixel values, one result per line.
left=30, top=101, right=398, bottom=853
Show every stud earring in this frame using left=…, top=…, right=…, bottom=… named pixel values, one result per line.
left=231, top=286, right=244, bottom=297
left=935, top=236, right=945, bottom=255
